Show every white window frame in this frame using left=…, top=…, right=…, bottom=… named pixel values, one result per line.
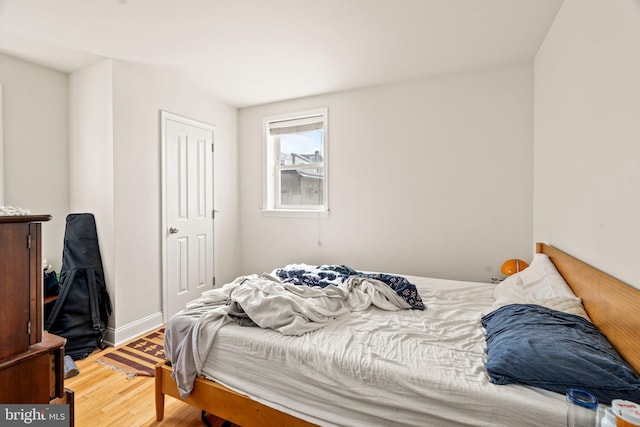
left=262, top=108, right=329, bottom=217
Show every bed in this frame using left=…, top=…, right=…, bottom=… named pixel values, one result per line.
left=155, top=243, right=640, bottom=426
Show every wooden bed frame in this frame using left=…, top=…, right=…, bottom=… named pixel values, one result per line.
left=155, top=242, right=640, bottom=426
left=536, top=243, right=640, bottom=374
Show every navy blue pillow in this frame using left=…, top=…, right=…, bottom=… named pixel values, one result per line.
left=481, top=304, right=640, bottom=404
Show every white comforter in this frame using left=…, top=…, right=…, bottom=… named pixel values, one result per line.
left=179, top=276, right=567, bottom=427
left=165, top=273, right=412, bottom=398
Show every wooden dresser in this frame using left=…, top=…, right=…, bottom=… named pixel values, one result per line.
left=0, top=332, right=65, bottom=403
left=0, top=215, right=72, bottom=417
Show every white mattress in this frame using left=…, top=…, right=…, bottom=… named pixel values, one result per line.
left=198, top=275, right=567, bottom=427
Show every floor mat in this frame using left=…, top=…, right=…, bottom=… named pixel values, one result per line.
left=96, top=327, right=165, bottom=377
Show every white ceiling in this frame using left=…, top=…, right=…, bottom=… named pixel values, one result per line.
left=0, top=0, right=563, bottom=108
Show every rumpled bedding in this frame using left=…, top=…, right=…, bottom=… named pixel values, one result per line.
left=165, top=271, right=417, bottom=398
left=274, top=263, right=425, bottom=309
left=197, top=276, right=570, bottom=427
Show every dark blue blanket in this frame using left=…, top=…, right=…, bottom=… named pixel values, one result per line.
left=274, top=264, right=424, bottom=310
left=482, top=304, right=640, bottom=404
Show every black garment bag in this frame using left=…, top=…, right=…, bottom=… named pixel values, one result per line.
left=46, top=213, right=112, bottom=359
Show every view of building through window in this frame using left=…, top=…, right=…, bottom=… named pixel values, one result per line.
left=265, top=109, right=328, bottom=212
left=278, top=130, right=324, bottom=206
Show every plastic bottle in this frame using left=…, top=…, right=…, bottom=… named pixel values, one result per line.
left=611, top=400, right=640, bottom=427
left=600, top=407, right=616, bottom=427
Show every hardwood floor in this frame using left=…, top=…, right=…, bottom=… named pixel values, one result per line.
left=65, top=344, right=228, bottom=427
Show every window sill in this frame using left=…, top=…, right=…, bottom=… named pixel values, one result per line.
left=261, top=209, right=329, bottom=219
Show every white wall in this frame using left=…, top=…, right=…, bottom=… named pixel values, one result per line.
left=68, top=59, right=115, bottom=327
left=0, top=52, right=69, bottom=270
left=239, top=63, right=534, bottom=282
left=67, top=59, right=240, bottom=343
left=534, top=0, right=640, bottom=289
left=108, top=61, right=240, bottom=339
left=2, top=51, right=240, bottom=344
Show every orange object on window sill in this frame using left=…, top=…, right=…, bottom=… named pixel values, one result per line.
left=500, top=259, right=529, bottom=276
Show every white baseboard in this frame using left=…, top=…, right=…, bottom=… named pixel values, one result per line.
left=104, top=311, right=164, bottom=347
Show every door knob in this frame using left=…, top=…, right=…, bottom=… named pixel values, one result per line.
left=168, top=227, right=179, bottom=234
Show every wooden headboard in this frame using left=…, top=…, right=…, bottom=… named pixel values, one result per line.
left=536, top=242, right=640, bottom=375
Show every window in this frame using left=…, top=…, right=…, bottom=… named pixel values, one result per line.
left=263, top=108, right=328, bottom=215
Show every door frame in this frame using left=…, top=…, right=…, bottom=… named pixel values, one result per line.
left=160, top=110, right=216, bottom=322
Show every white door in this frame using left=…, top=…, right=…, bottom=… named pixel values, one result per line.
left=161, top=111, right=215, bottom=320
